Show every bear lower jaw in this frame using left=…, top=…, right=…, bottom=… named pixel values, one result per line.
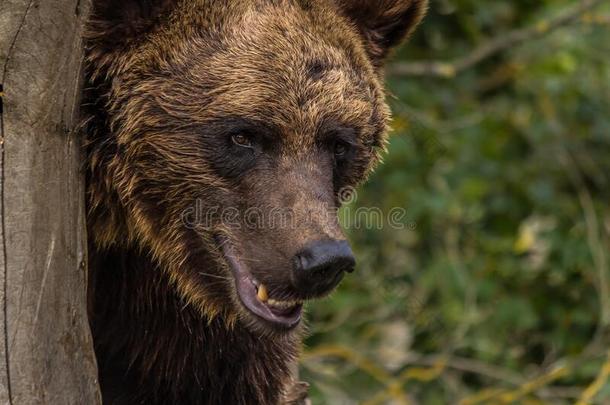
left=215, top=235, right=303, bottom=330
left=236, top=269, right=304, bottom=330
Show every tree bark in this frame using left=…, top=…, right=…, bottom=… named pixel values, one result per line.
left=0, top=0, right=101, bottom=403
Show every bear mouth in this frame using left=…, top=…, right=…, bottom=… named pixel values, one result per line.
left=215, top=235, right=303, bottom=330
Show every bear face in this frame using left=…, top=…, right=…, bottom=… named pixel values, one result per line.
left=85, top=0, right=426, bottom=337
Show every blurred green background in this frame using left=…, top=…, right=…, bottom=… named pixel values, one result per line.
left=302, top=1, right=610, bottom=403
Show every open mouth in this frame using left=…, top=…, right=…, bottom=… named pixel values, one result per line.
left=215, top=236, right=303, bottom=330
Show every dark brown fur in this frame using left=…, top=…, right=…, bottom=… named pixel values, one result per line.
left=83, top=0, right=426, bottom=403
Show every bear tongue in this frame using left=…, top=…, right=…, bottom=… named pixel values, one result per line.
left=268, top=302, right=303, bottom=318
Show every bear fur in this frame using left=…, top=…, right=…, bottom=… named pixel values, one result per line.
left=83, top=1, right=426, bottom=404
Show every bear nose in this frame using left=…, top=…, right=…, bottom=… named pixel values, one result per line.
left=292, top=240, right=355, bottom=296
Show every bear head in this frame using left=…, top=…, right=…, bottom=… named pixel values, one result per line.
left=84, top=0, right=427, bottom=335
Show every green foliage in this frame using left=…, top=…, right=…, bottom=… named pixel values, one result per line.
left=303, top=1, right=610, bottom=403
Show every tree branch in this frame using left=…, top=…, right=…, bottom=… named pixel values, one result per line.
left=389, top=0, right=606, bottom=78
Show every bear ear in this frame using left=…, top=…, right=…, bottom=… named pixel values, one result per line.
left=87, top=0, right=178, bottom=51
left=336, top=0, right=428, bottom=65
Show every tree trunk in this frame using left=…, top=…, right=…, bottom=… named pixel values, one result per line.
left=0, top=0, right=100, bottom=403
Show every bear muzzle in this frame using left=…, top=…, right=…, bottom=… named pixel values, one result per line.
left=215, top=235, right=355, bottom=331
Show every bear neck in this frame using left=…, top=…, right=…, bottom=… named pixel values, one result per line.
left=88, top=245, right=300, bottom=405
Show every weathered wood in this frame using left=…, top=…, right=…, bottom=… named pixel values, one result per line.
left=0, top=0, right=101, bottom=403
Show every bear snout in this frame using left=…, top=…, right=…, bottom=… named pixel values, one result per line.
left=291, top=239, right=356, bottom=297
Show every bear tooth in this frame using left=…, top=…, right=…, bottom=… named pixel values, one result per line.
left=257, top=284, right=268, bottom=302
left=265, top=299, right=302, bottom=308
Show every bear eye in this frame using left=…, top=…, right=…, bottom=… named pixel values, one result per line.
left=334, top=141, right=350, bottom=158
left=231, top=133, right=253, bottom=148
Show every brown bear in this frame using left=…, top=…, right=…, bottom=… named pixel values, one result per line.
left=83, top=0, right=426, bottom=403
